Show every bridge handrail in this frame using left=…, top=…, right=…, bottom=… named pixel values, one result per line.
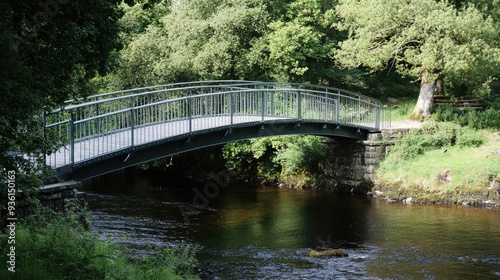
left=49, top=83, right=262, bottom=113
left=46, top=87, right=380, bottom=129
left=50, top=81, right=379, bottom=114
left=61, top=80, right=260, bottom=105
left=54, top=88, right=378, bottom=127
left=131, top=88, right=379, bottom=110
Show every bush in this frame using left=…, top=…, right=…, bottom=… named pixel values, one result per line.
left=222, top=135, right=327, bottom=179
left=421, top=121, right=459, bottom=147
left=275, top=136, right=325, bottom=175
left=432, top=97, right=500, bottom=130
left=456, top=127, right=485, bottom=148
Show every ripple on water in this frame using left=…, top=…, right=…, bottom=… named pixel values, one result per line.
left=197, top=245, right=380, bottom=279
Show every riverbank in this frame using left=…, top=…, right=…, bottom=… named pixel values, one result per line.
left=249, top=121, right=499, bottom=208
left=372, top=126, right=500, bottom=207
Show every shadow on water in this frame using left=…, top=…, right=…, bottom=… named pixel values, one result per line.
left=82, top=169, right=500, bottom=279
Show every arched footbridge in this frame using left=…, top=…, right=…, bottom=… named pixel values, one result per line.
left=45, top=81, right=390, bottom=180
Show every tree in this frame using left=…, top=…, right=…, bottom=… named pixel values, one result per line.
left=108, top=0, right=366, bottom=88
left=107, top=0, right=268, bottom=89
left=262, top=0, right=334, bottom=82
left=0, top=0, right=121, bottom=186
left=334, top=0, right=500, bottom=119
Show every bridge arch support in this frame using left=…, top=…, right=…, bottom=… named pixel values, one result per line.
left=45, top=81, right=389, bottom=180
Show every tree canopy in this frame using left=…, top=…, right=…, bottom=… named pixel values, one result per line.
left=105, top=0, right=366, bottom=89
left=0, top=0, right=121, bottom=184
left=334, top=0, right=500, bottom=96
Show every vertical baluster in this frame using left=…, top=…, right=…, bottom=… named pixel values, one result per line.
left=229, top=92, right=233, bottom=127
left=357, top=96, right=361, bottom=125
left=376, top=102, right=381, bottom=130
left=262, top=90, right=266, bottom=123
left=188, top=98, right=192, bottom=134
left=270, top=90, right=275, bottom=117
left=131, top=97, right=135, bottom=148
left=70, top=112, right=75, bottom=165
left=336, top=93, right=340, bottom=124
left=297, top=90, right=302, bottom=120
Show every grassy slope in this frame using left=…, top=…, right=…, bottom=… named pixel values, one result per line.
left=374, top=130, right=499, bottom=206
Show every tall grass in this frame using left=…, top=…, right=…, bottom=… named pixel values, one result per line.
left=0, top=209, right=199, bottom=280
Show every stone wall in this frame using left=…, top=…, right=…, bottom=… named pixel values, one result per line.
left=321, top=128, right=411, bottom=191
left=30, top=181, right=86, bottom=216
left=1, top=181, right=85, bottom=228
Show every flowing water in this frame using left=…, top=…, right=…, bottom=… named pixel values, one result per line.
left=81, top=170, right=500, bottom=279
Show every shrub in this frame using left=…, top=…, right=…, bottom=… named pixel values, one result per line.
left=275, top=136, right=325, bottom=175
left=222, top=135, right=327, bottom=178
left=456, top=127, right=485, bottom=148
left=432, top=105, right=455, bottom=122
left=432, top=97, right=500, bottom=130
left=421, top=121, right=459, bottom=147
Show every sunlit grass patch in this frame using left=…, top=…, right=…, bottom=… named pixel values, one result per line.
left=375, top=127, right=499, bottom=204
left=386, top=98, right=417, bottom=121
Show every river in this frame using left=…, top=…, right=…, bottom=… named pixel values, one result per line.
left=81, top=170, right=500, bottom=279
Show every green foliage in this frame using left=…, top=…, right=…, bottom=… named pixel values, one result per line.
left=0, top=209, right=198, bottom=280
left=381, top=121, right=485, bottom=167
left=105, top=0, right=269, bottom=89
left=222, top=135, right=327, bottom=179
left=0, top=0, right=121, bottom=187
left=118, top=0, right=171, bottom=43
left=263, top=0, right=340, bottom=82
left=456, top=127, right=486, bottom=148
left=432, top=99, right=500, bottom=130
left=274, top=135, right=325, bottom=175
left=105, top=0, right=372, bottom=89
left=335, top=0, right=500, bottom=95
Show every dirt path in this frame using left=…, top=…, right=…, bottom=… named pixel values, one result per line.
left=386, top=120, right=423, bottom=129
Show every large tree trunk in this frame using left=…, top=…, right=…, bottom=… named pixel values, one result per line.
left=410, top=79, right=438, bottom=121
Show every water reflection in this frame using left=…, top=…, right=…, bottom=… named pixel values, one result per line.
left=365, top=202, right=500, bottom=279
left=82, top=171, right=500, bottom=279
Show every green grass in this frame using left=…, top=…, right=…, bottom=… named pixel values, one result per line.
left=385, top=98, right=416, bottom=121
left=375, top=129, right=500, bottom=204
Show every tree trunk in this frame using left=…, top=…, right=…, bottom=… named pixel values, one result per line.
left=435, top=78, right=444, bottom=96
left=410, top=79, right=436, bottom=121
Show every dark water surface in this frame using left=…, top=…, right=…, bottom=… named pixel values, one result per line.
left=81, top=170, right=500, bottom=279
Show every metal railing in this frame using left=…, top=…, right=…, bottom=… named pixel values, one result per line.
left=45, top=81, right=387, bottom=169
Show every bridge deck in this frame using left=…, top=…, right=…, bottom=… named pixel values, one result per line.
left=47, top=115, right=292, bottom=168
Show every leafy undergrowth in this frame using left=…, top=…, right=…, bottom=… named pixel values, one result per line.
left=375, top=122, right=500, bottom=206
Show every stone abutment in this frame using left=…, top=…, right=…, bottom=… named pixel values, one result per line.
left=321, top=128, right=412, bottom=192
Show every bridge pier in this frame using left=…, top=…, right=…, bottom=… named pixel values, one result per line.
left=321, top=128, right=412, bottom=192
